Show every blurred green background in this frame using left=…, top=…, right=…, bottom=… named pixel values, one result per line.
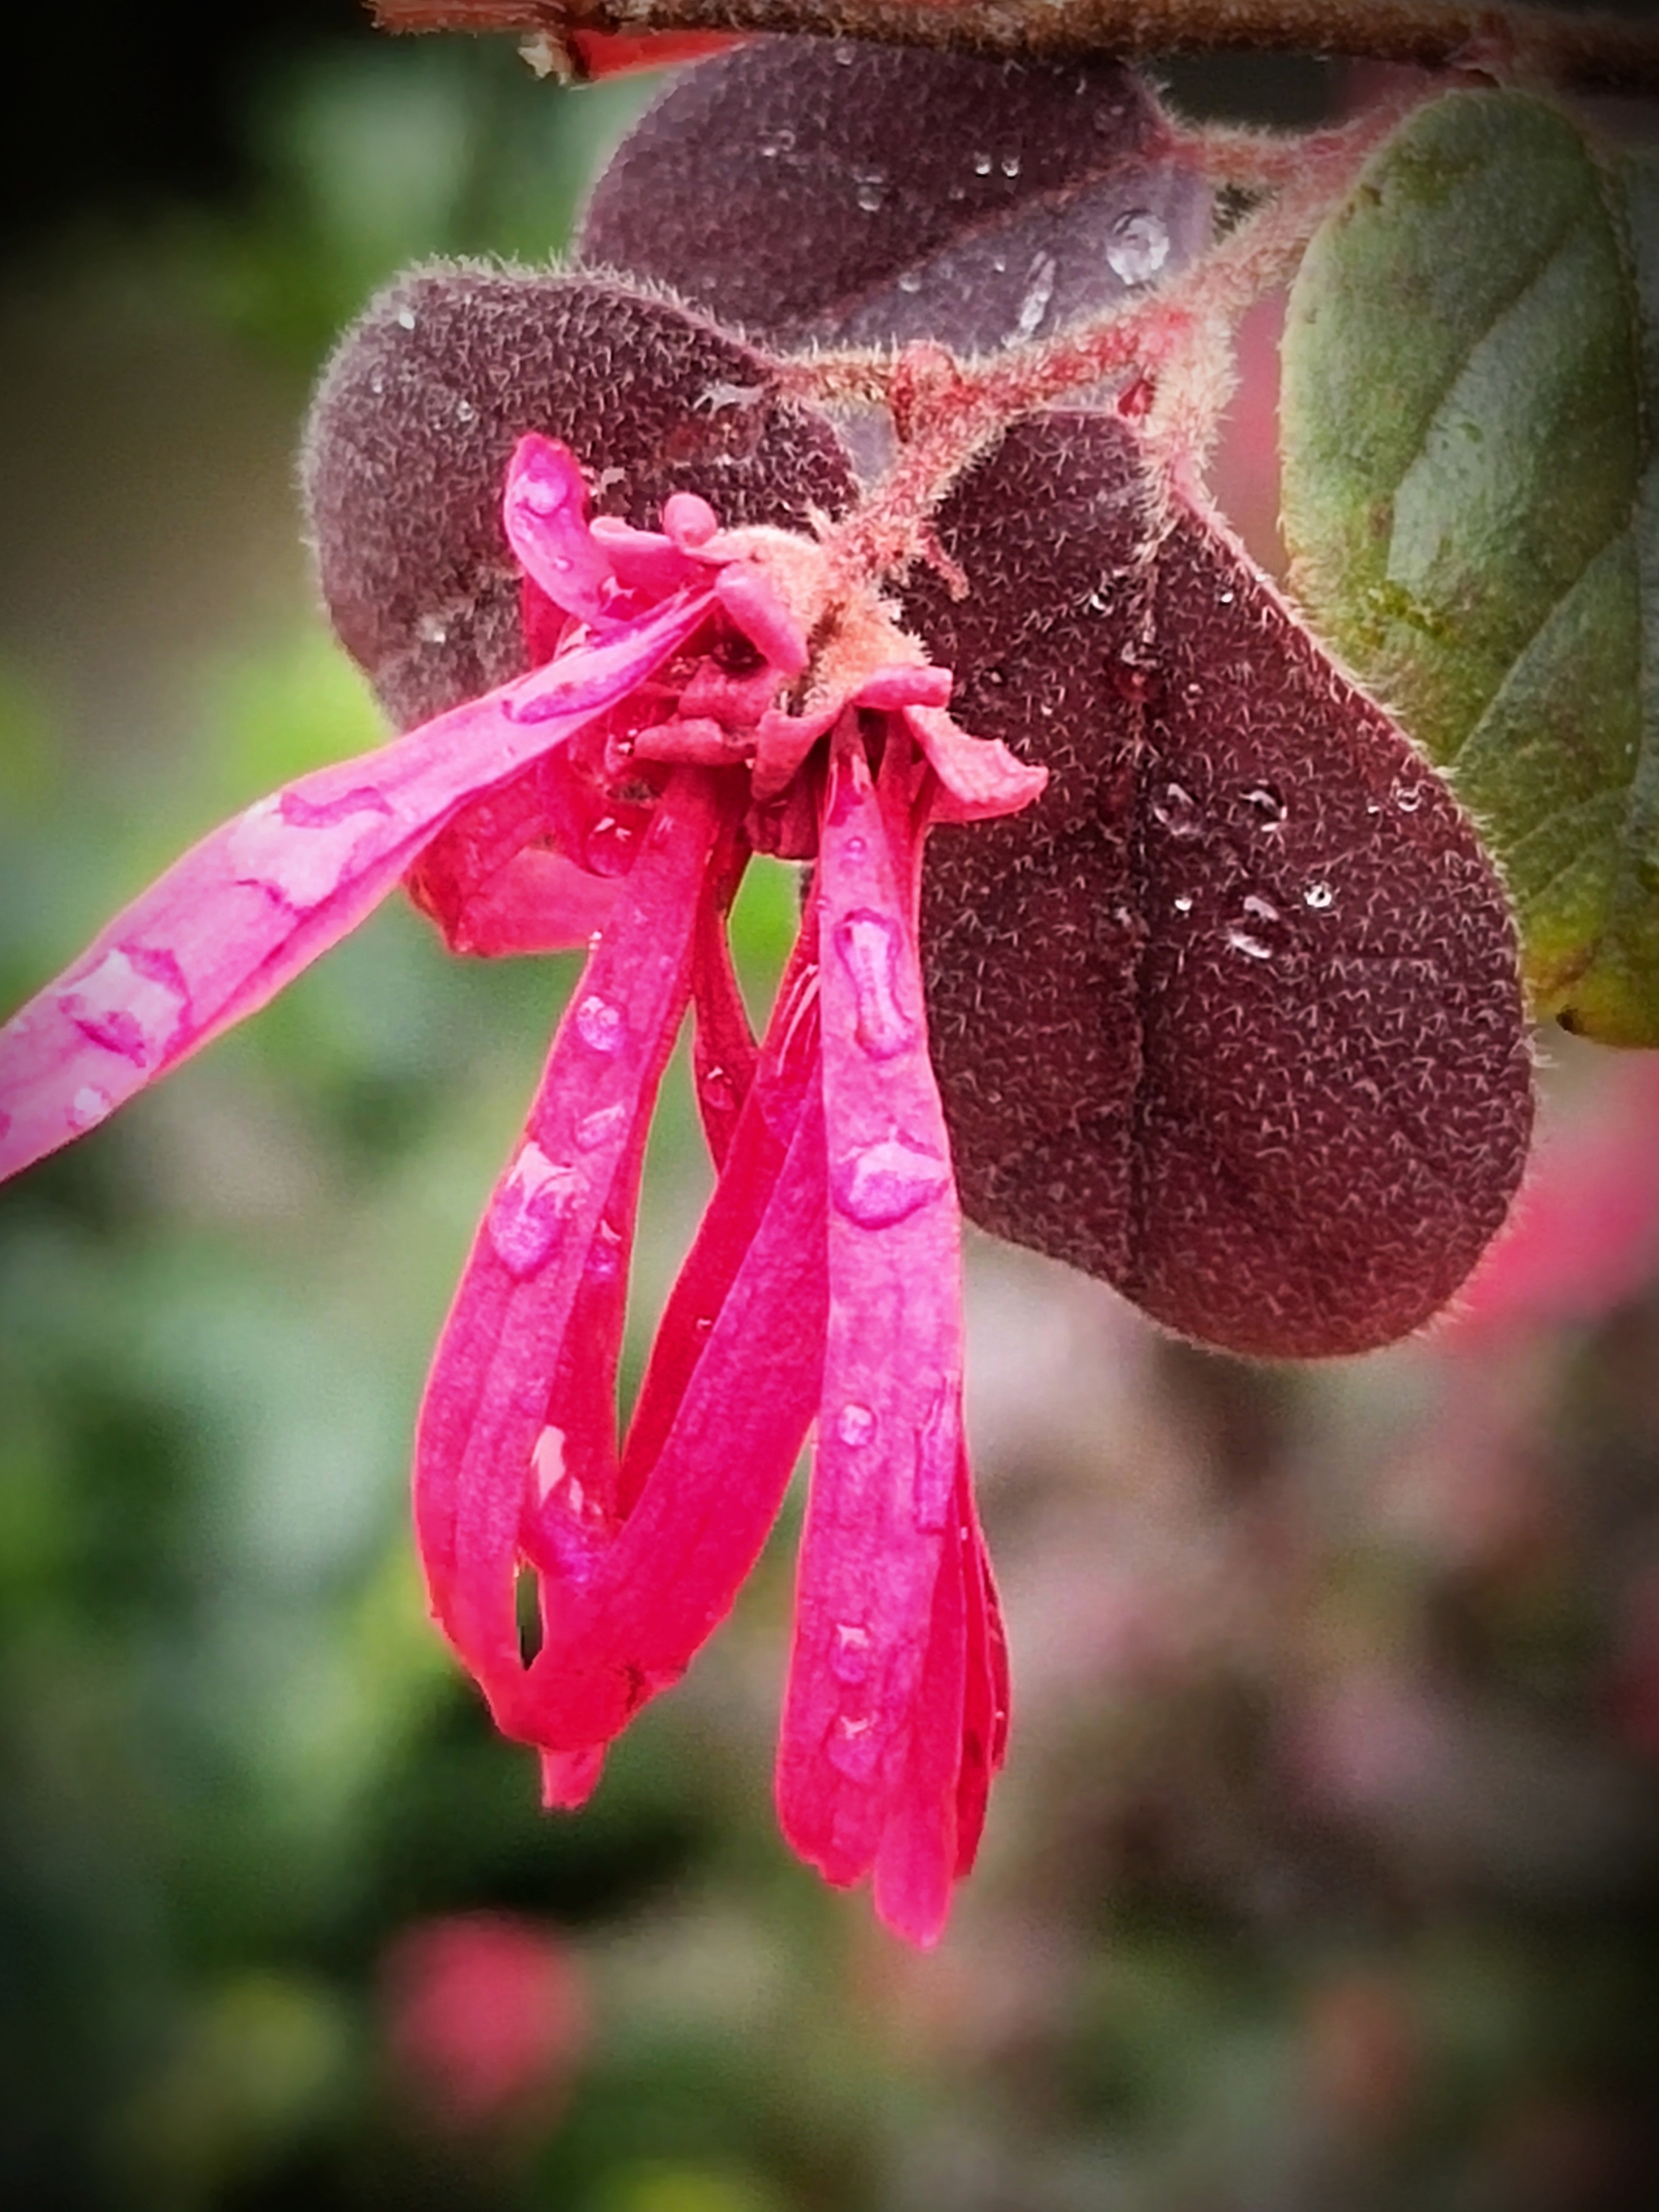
left=2, top=16, right=1659, bottom=2211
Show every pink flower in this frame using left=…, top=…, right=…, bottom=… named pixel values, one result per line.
left=0, top=435, right=1042, bottom=1945
left=379, top=1912, right=587, bottom=2134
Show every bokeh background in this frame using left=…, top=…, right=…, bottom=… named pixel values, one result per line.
left=3, top=12, right=1659, bottom=2210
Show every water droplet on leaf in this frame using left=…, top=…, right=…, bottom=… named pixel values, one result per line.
left=1150, top=780, right=1200, bottom=837
left=1106, top=207, right=1171, bottom=285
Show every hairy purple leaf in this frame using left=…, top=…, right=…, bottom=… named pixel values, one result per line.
left=577, top=38, right=1212, bottom=358
left=906, top=413, right=1534, bottom=1358
left=303, top=267, right=858, bottom=730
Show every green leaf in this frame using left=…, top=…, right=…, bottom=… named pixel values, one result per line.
left=1280, top=91, right=1659, bottom=1043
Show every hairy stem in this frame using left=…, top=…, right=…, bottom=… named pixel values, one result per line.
left=370, top=0, right=1659, bottom=97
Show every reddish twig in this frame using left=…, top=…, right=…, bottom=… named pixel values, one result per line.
left=369, top=0, right=1659, bottom=98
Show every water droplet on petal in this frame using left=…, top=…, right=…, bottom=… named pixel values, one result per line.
left=835, top=1402, right=877, bottom=1449
left=1393, top=780, right=1424, bottom=813
left=827, top=1712, right=881, bottom=1779
left=1014, top=253, right=1057, bottom=339
left=1173, top=892, right=1195, bottom=916
left=896, top=270, right=922, bottom=295
left=1000, top=152, right=1022, bottom=177
left=1303, top=880, right=1335, bottom=910
left=833, top=909, right=916, bottom=1061
left=1107, top=207, right=1171, bottom=285
left=830, top=1134, right=950, bottom=1228
left=697, top=1065, right=739, bottom=1118
left=488, top=1141, right=579, bottom=1277
left=831, top=1621, right=872, bottom=1684
left=59, top=948, right=189, bottom=1068
left=574, top=995, right=625, bottom=1056
left=587, top=1220, right=623, bottom=1283
left=582, top=816, right=637, bottom=878
left=228, top=790, right=392, bottom=912
left=396, top=305, right=417, bottom=331
left=575, top=1102, right=627, bottom=1154
left=455, top=398, right=477, bottom=424
left=972, top=151, right=993, bottom=175
left=853, top=167, right=887, bottom=213
left=1150, top=780, right=1200, bottom=837
left=1242, top=784, right=1286, bottom=830
left=833, top=42, right=854, bottom=63
left=68, top=1084, right=112, bottom=1132
left=1242, top=892, right=1280, bottom=924
left=417, top=612, right=449, bottom=646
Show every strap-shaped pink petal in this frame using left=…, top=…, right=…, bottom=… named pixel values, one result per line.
left=414, top=769, right=726, bottom=1724
left=776, top=731, right=970, bottom=1897
left=623, top=926, right=821, bottom=1508
left=0, top=593, right=707, bottom=1184
left=513, top=1086, right=828, bottom=1750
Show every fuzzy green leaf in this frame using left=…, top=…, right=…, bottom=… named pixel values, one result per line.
left=1281, top=91, right=1659, bottom=1043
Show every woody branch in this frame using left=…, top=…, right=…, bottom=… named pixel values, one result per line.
left=369, top=0, right=1659, bottom=98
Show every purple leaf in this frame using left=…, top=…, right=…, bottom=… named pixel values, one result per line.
left=303, top=269, right=858, bottom=729
left=577, top=38, right=1212, bottom=358
left=906, top=413, right=1535, bottom=1357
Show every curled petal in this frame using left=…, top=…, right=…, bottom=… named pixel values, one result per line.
left=903, top=701, right=1048, bottom=823
left=0, top=595, right=704, bottom=1186
left=502, top=434, right=616, bottom=625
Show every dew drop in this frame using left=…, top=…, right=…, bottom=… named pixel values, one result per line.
left=396, top=305, right=417, bottom=331
left=587, top=1220, right=623, bottom=1283
left=827, top=1712, right=881, bottom=1779
left=488, top=1142, right=578, bottom=1277
left=1225, top=926, right=1275, bottom=961
left=830, top=1134, right=950, bottom=1228
left=1107, top=207, right=1171, bottom=286
left=455, top=398, right=478, bottom=425
left=1242, top=783, right=1286, bottom=830
left=843, top=836, right=867, bottom=863
left=1014, top=253, right=1058, bottom=340
left=1303, top=880, right=1334, bottom=910
left=1000, top=152, right=1022, bottom=177
left=60, top=948, right=189, bottom=1068
left=972, top=151, right=993, bottom=175
left=574, top=995, right=625, bottom=1056
left=369, top=371, right=385, bottom=397
left=831, top=1621, right=873, bottom=1684
left=1150, top=780, right=1200, bottom=837
left=68, top=1084, right=113, bottom=1132
left=833, top=909, right=916, bottom=1061
left=896, top=269, right=922, bottom=294
left=228, top=790, right=392, bottom=912
left=1242, top=892, right=1280, bottom=925
left=833, top=41, right=854, bottom=63
left=835, top=1402, right=877, bottom=1449
left=417, top=611, right=449, bottom=646
left=1393, top=780, right=1425, bottom=813
left=582, top=815, right=637, bottom=878
left=698, top=1065, right=739, bottom=1118
left=1173, top=892, right=1195, bottom=916
left=574, top=1101, right=627, bottom=1152
left=853, top=167, right=887, bottom=213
